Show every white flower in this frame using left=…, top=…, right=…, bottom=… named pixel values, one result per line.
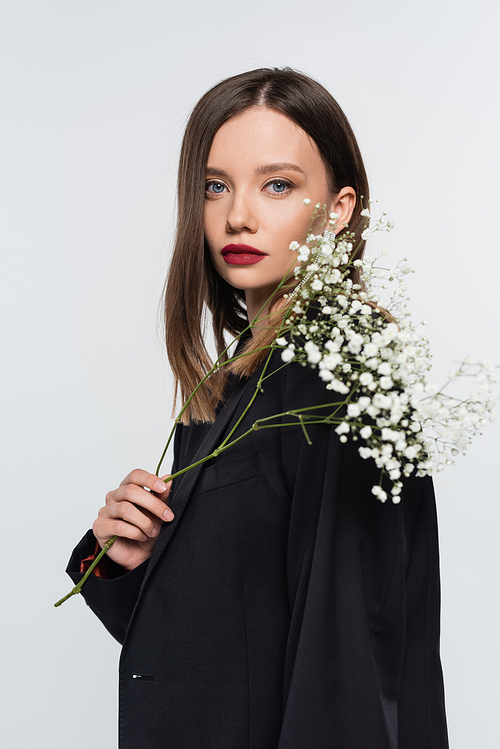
left=304, top=340, right=322, bottom=364
left=335, top=422, right=350, bottom=435
left=330, top=379, right=350, bottom=394
left=329, top=211, right=339, bottom=220
left=325, top=340, right=340, bottom=353
left=347, top=403, right=361, bottom=418
left=281, top=349, right=295, bottom=363
left=363, top=343, right=379, bottom=357
left=479, top=359, right=493, bottom=371
left=289, top=241, right=300, bottom=251
left=276, top=338, right=288, bottom=347
left=359, top=372, right=374, bottom=387
left=319, top=369, right=334, bottom=381
left=380, top=376, right=393, bottom=389
left=350, top=299, right=362, bottom=313
left=381, top=428, right=398, bottom=442
left=325, top=269, right=341, bottom=284
left=347, top=333, right=364, bottom=354
left=377, top=362, right=392, bottom=376
left=311, top=279, right=324, bottom=291
left=360, top=425, right=372, bottom=439
left=303, top=198, right=311, bottom=206
left=404, top=445, right=421, bottom=459
left=373, top=393, right=391, bottom=409
left=371, top=485, right=388, bottom=502
left=360, top=208, right=371, bottom=217
left=361, top=228, right=372, bottom=241
left=321, top=353, right=342, bottom=370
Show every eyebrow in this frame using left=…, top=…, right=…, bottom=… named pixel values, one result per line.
left=206, top=162, right=306, bottom=177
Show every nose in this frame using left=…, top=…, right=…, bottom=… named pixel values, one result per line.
left=225, top=191, right=258, bottom=234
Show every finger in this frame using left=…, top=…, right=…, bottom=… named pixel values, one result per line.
left=119, top=468, right=172, bottom=496
left=152, top=474, right=174, bottom=497
left=106, top=483, right=174, bottom=521
left=104, top=501, right=161, bottom=538
left=93, top=515, right=152, bottom=545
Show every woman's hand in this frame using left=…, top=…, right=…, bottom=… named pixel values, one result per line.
left=92, top=469, right=175, bottom=571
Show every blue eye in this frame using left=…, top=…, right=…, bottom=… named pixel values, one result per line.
left=265, top=180, right=292, bottom=195
left=206, top=181, right=227, bottom=194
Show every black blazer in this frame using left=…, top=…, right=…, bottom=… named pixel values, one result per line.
left=67, top=347, right=449, bottom=749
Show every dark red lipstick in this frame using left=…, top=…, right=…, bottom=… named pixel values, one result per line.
left=221, top=244, right=267, bottom=265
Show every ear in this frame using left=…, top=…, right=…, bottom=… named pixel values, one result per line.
left=328, top=186, right=356, bottom=234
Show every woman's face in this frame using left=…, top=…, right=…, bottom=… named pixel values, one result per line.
left=203, top=106, right=355, bottom=322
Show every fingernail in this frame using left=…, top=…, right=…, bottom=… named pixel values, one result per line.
left=155, top=480, right=167, bottom=493
left=163, top=507, right=174, bottom=521
left=149, top=527, right=157, bottom=537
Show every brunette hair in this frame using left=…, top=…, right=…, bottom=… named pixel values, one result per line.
left=164, top=67, right=370, bottom=423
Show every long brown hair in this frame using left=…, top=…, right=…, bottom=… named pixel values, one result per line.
left=164, top=68, right=370, bottom=423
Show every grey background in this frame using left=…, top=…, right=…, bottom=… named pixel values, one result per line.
left=1, top=0, right=499, bottom=746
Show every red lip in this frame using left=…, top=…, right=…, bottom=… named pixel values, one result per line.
left=221, top=244, right=267, bottom=266
left=221, top=244, right=266, bottom=256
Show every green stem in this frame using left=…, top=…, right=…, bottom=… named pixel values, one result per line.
left=298, top=415, right=313, bottom=445
left=215, top=303, right=302, bottom=452
left=154, top=345, right=272, bottom=476
left=54, top=397, right=349, bottom=608
left=154, top=258, right=301, bottom=478
left=53, top=535, right=117, bottom=607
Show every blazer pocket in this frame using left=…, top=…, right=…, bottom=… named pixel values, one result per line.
left=195, top=450, right=259, bottom=496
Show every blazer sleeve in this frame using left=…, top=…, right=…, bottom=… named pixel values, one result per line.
left=277, top=358, right=449, bottom=748
left=66, top=529, right=149, bottom=644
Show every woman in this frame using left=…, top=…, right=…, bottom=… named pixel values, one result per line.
left=67, top=68, right=449, bottom=748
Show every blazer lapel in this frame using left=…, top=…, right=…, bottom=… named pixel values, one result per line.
left=140, top=374, right=253, bottom=588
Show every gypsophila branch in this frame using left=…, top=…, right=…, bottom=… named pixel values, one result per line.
left=55, top=202, right=497, bottom=606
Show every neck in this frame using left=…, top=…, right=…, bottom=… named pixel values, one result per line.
left=245, top=286, right=277, bottom=333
